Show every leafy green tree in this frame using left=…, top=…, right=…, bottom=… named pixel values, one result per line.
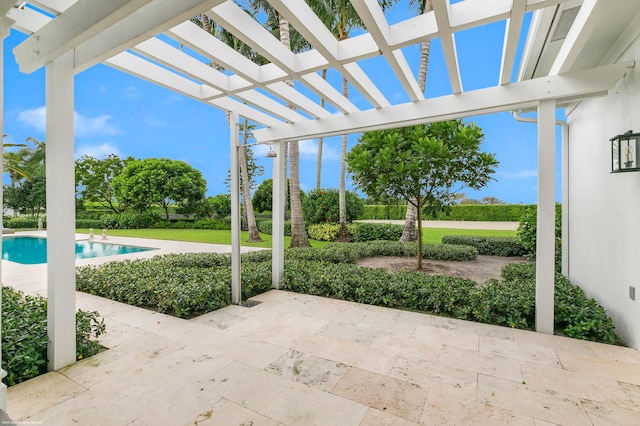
left=4, top=175, right=46, bottom=217
left=75, top=154, right=132, bottom=214
left=252, top=178, right=305, bottom=214
left=113, top=158, right=207, bottom=220
left=302, top=188, right=364, bottom=225
left=347, top=120, right=498, bottom=269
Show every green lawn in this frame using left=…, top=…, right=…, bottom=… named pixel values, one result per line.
left=76, top=227, right=516, bottom=248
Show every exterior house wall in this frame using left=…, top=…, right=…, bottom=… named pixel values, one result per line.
left=566, top=36, right=640, bottom=349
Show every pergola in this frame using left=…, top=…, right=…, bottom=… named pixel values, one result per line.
left=0, top=0, right=632, bottom=413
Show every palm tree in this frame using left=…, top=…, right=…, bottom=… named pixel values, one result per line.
left=311, top=0, right=396, bottom=242
left=251, top=1, right=312, bottom=248
left=193, top=13, right=265, bottom=242
left=400, top=0, right=433, bottom=243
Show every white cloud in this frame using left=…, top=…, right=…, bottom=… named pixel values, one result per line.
left=17, top=107, right=46, bottom=133
left=499, top=169, right=537, bottom=179
left=16, top=106, right=118, bottom=137
left=299, top=139, right=340, bottom=160
left=75, top=142, right=122, bottom=159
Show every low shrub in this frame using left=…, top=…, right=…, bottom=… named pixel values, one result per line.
left=76, top=219, right=105, bottom=229
left=307, top=223, right=357, bottom=241
left=352, top=222, right=404, bottom=242
left=76, top=252, right=272, bottom=318
left=2, top=286, right=105, bottom=386
left=5, top=217, right=45, bottom=229
left=441, top=235, right=527, bottom=257
left=193, top=218, right=232, bottom=230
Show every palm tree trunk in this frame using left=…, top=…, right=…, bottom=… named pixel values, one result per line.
left=337, top=76, right=350, bottom=241
left=279, top=14, right=309, bottom=247
left=240, top=117, right=262, bottom=242
left=316, top=69, right=327, bottom=190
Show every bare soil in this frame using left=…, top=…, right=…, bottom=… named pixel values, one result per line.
left=356, top=255, right=533, bottom=285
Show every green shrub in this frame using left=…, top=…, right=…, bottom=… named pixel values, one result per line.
left=115, top=212, right=160, bottom=229
left=5, top=217, right=45, bottom=229
left=517, top=205, right=562, bottom=270
left=193, top=218, right=232, bottom=230
left=256, top=219, right=291, bottom=236
left=76, top=252, right=272, bottom=318
left=2, top=287, right=105, bottom=386
left=307, top=223, right=357, bottom=241
left=441, top=235, right=527, bottom=256
left=302, top=189, right=364, bottom=225
left=359, top=204, right=537, bottom=221
left=352, top=223, right=404, bottom=242
left=76, top=219, right=105, bottom=229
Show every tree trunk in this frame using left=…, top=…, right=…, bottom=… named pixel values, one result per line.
left=279, top=14, right=309, bottom=248
left=316, top=69, right=327, bottom=190
left=416, top=195, right=423, bottom=270
left=401, top=1, right=432, bottom=243
left=201, top=14, right=211, bottom=34
left=400, top=200, right=418, bottom=242
left=337, top=76, right=350, bottom=241
left=240, top=117, right=262, bottom=242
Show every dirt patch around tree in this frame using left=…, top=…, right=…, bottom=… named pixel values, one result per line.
left=356, top=255, right=533, bottom=285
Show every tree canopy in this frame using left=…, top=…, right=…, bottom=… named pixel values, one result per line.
left=347, top=120, right=498, bottom=268
left=112, top=158, right=206, bottom=220
left=75, top=154, right=132, bottom=213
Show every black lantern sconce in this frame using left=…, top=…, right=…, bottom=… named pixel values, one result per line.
left=611, top=130, right=640, bottom=172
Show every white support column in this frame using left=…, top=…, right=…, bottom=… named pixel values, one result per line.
left=0, top=16, right=14, bottom=413
left=229, top=111, right=241, bottom=304
left=536, top=99, right=556, bottom=334
left=46, top=50, right=77, bottom=370
left=271, top=141, right=286, bottom=288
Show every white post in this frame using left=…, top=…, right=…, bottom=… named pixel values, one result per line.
left=230, top=111, right=241, bottom=304
left=271, top=141, right=286, bottom=288
left=536, top=100, right=556, bottom=334
left=0, top=16, right=14, bottom=413
left=46, top=50, right=77, bottom=370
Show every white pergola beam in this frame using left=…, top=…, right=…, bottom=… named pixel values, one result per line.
left=30, top=0, right=76, bottom=15
left=499, top=0, right=527, bottom=85
left=432, top=0, right=463, bottom=94
left=6, top=5, right=50, bottom=34
left=550, top=0, right=606, bottom=75
left=269, top=0, right=390, bottom=109
left=106, top=51, right=282, bottom=127
left=132, top=38, right=306, bottom=123
left=254, top=62, right=631, bottom=142
left=352, top=0, right=423, bottom=102
left=13, top=0, right=153, bottom=73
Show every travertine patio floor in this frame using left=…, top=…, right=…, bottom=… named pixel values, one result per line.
left=5, top=234, right=640, bottom=425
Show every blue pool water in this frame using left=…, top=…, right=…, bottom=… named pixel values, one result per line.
left=2, top=236, right=155, bottom=265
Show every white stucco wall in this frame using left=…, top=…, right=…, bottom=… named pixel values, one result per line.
left=566, top=36, right=640, bottom=349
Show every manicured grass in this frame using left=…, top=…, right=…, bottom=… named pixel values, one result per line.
left=421, top=228, right=516, bottom=245
left=75, top=228, right=331, bottom=248
left=76, top=227, right=515, bottom=248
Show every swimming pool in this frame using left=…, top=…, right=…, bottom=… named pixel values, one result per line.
left=2, top=236, right=156, bottom=265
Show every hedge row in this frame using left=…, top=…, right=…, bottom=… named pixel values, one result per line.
left=281, top=258, right=621, bottom=344
left=361, top=204, right=540, bottom=221
left=3, top=287, right=105, bottom=386
left=307, top=222, right=404, bottom=242
left=441, top=235, right=527, bottom=257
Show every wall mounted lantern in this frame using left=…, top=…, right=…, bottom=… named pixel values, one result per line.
left=611, top=130, right=640, bottom=172
left=266, top=143, right=277, bottom=158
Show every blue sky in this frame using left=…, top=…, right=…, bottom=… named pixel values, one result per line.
left=3, top=3, right=564, bottom=205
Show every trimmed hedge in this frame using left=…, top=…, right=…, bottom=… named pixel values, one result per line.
left=76, top=252, right=273, bottom=319
left=441, top=235, right=527, bottom=257
left=5, top=217, right=45, bottom=229
left=256, top=219, right=292, bottom=236
left=352, top=222, right=404, bottom=242
left=307, top=223, right=357, bottom=242
left=3, top=286, right=105, bottom=386
left=361, top=204, right=539, bottom=222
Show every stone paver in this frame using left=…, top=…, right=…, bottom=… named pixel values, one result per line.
left=4, top=235, right=640, bottom=425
